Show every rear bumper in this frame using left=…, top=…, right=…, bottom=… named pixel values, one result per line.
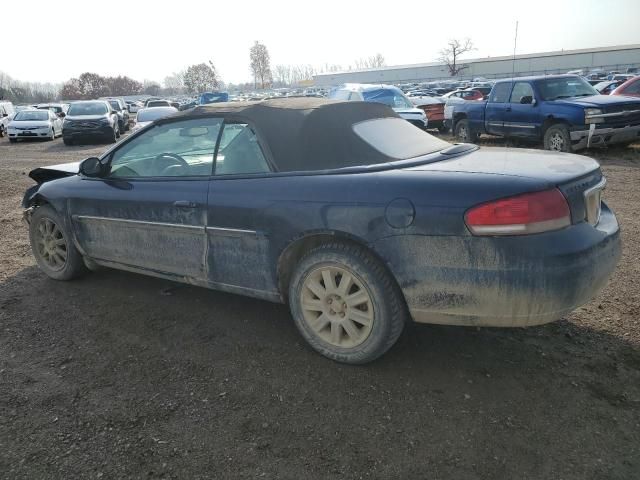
left=570, top=124, right=640, bottom=149
left=373, top=203, right=621, bottom=327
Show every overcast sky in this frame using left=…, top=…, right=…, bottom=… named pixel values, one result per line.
left=4, top=0, right=640, bottom=85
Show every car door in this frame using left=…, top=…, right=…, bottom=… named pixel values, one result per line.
left=49, top=111, right=61, bottom=135
left=70, top=116, right=223, bottom=281
left=504, top=81, right=538, bottom=138
left=485, top=83, right=512, bottom=136
left=205, top=120, right=280, bottom=297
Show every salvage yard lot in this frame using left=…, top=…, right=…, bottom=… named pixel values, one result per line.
left=1, top=136, right=639, bottom=479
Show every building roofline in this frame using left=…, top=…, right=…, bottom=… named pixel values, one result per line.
left=314, top=44, right=640, bottom=77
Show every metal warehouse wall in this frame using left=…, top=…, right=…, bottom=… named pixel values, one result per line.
left=313, top=45, right=640, bottom=86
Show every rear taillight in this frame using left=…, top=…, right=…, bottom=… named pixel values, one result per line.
left=465, top=188, right=571, bottom=236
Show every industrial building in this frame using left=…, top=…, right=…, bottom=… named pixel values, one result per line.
left=312, top=44, right=640, bottom=86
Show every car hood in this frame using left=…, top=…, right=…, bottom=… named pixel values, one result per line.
left=9, top=120, right=50, bottom=128
left=405, top=146, right=600, bottom=184
left=554, top=94, right=640, bottom=108
left=29, top=161, right=80, bottom=184
left=65, top=115, right=109, bottom=121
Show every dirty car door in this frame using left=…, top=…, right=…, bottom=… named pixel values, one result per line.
left=205, top=121, right=277, bottom=296
left=70, top=117, right=222, bottom=280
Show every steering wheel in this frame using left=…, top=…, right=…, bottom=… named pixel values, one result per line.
left=155, top=153, right=189, bottom=175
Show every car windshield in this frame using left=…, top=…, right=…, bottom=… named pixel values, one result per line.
left=137, top=107, right=178, bottom=122
left=537, top=77, right=598, bottom=100
left=14, top=111, right=49, bottom=121
left=68, top=103, right=108, bottom=116
left=362, top=89, right=413, bottom=109
left=109, top=101, right=121, bottom=111
left=353, top=118, right=450, bottom=159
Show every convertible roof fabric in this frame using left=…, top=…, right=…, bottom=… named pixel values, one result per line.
left=171, top=98, right=399, bottom=171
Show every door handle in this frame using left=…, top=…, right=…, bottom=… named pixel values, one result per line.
left=173, top=200, right=197, bottom=208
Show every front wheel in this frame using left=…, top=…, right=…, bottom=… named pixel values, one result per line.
left=49, top=128, right=56, bottom=141
left=29, top=205, right=87, bottom=280
left=288, top=243, right=406, bottom=364
left=454, top=119, right=476, bottom=143
left=543, top=124, right=572, bottom=152
left=0, top=125, right=5, bottom=137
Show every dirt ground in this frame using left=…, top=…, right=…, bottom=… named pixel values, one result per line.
left=0, top=133, right=639, bottom=480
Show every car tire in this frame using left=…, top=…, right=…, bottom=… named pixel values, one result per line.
left=454, top=119, right=476, bottom=143
left=0, top=125, right=5, bottom=137
left=288, top=242, right=406, bottom=364
left=29, top=204, right=87, bottom=281
left=544, top=124, right=571, bottom=152
left=115, top=124, right=121, bottom=139
left=63, top=137, right=73, bottom=146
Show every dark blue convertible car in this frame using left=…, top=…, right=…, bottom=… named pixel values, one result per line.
left=23, top=98, right=621, bottom=363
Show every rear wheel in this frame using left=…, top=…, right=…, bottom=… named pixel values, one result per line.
left=29, top=205, right=87, bottom=280
left=544, top=124, right=571, bottom=152
left=288, top=243, right=406, bottom=364
left=455, top=118, right=476, bottom=143
left=63, top=137, right=73, bottom=146
left=0, top=125, right=5, bottom=137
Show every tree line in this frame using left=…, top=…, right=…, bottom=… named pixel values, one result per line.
left=0, top=39, right=472, bottom=103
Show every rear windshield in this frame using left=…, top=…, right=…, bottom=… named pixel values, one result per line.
left=147, top=101, right=170, bottom=107
left=353, top=118, right=449, bottom=159
left=14, top=111, right=49, bottom=121
left=68, top=103, right=108, bottom=116
left=362, top=89, right=413, bottom=109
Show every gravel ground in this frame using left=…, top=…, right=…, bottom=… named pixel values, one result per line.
left=0, top=134, right=639, bottom=479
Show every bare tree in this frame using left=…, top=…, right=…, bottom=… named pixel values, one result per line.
left=249, top=41, right=271, bottom=89
left=439, top=38, right=475, bottom=76
left=163, top=71, right=185, bottom=95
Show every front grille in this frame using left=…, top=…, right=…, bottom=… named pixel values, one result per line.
left=67, top=120, right=104, bottom=129
left=601, top=103, right=640, bottom=128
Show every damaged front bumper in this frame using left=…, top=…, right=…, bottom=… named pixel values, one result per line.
left=570, top=123, right=640, bottom=150
left=23, top=206, right=35, bottom=225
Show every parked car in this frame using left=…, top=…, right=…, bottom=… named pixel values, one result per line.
left=131, top=106, right=178, bottom=132
left=22, top=98, right=620, bottom=364
left=468, top=86, right=492, bottom=99
left=197, top=92, right=230, bottom=105
left=104, top=98, right=131, bottom=132
left=7, top=109, right=63, bottom=142
left=452, top=75, right=640, bottom=151
left=0, top=101, right=16, bottom=137
left=593, top=80, right=624, bottom=95
left=626, top=67, right=638, bottom=74
left=329, top=84, right=427, bottom=129
left=443, top=89, right=485, bottom=101
left=145, top=99, right=172, bottom=108
left=409, top=96, right=447, bottom=132
left=125, top=100, right=143, bottom=113
left=36, top=103, right=68, bottom=117
left=611, top=75, right=640, bottom=98
left=62, top=101, right=120, bottom=145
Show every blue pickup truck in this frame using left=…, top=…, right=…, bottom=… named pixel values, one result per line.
left=452, top=74, right=640, bottom=151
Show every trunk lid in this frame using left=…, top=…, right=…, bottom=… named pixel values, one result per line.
left=405, top=146, right=603, bottom=225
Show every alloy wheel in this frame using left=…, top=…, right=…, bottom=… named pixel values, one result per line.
left=457, top=124, right=468, bottom=142
left=300, top=265, right=374, bottom=348
left=35, top=217, right=68, bottom=271
left=549, top=132, right=565, bottom=151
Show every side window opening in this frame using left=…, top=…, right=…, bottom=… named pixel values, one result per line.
left=490, top=83, right=512, bottom=103
left=215, top=123, right=271, bottom=175
left=109, top=118, right=222, bottom=178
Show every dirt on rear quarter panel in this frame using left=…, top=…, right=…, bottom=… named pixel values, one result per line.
left=0, top=137, right=639, bottom=479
